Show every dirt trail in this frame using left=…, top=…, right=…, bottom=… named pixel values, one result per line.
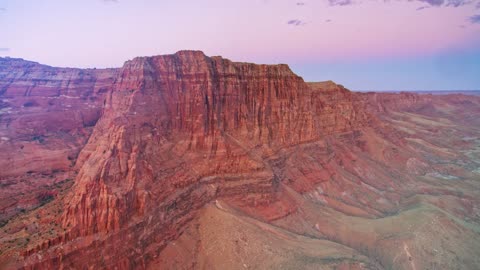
left=403, top=243, right=416, bottom=270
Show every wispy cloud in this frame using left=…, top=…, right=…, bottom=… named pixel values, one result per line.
left=328, top=0, right=476, bottom=7
left=287, top=19, right=307, bottom=26
left=417, top=0, right=474, bottom=7
left=416, top=5, right=430, bottom=10
left=325, top=19, right=332, bottom=22
left=469, top=14, right=480, bottom=23
left=102, top=0, right=119, bottom=3
left=0, top=7, right=6, bottom=12
left=323, top=0, right=480, bottom=32
left=296, top=2, right=306, bottom=5
left=328, top=0, right=354, bottom=6
left=418, top=0, right=445, bottom=6
left=0, top=48, right=10, bottom=52
left=445, top=0, right=471, bottom=7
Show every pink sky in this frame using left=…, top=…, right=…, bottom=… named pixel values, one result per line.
left=0, top=0, right=479, bottom=89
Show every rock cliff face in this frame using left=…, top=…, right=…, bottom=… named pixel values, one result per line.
left=0, top=57, right=117, bottom=224
left=1, top=52, right=480, bottom=270
left=53, top=51, right=369, bottom=267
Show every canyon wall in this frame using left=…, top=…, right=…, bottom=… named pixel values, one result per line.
left=54, top=51, right=369, bottom=268
left=0, top=57, right=117, bottom=224
left=1, top=52, right=480, bottom=270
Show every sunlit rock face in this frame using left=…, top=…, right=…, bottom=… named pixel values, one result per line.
left=1, top=52, right=480, bottom=270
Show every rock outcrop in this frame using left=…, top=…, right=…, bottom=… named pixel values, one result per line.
left=49, top=51, right=368, bottom=268
left=1, top=51, right=480, bottom=270
left=0, top=57, right=117, bottom=223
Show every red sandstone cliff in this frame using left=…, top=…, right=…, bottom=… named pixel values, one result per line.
left=0, top=57, right=117, bottom=223
left=1, top=52, right=480, bottom=270
left=51, top=51, right=369, bottom=268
